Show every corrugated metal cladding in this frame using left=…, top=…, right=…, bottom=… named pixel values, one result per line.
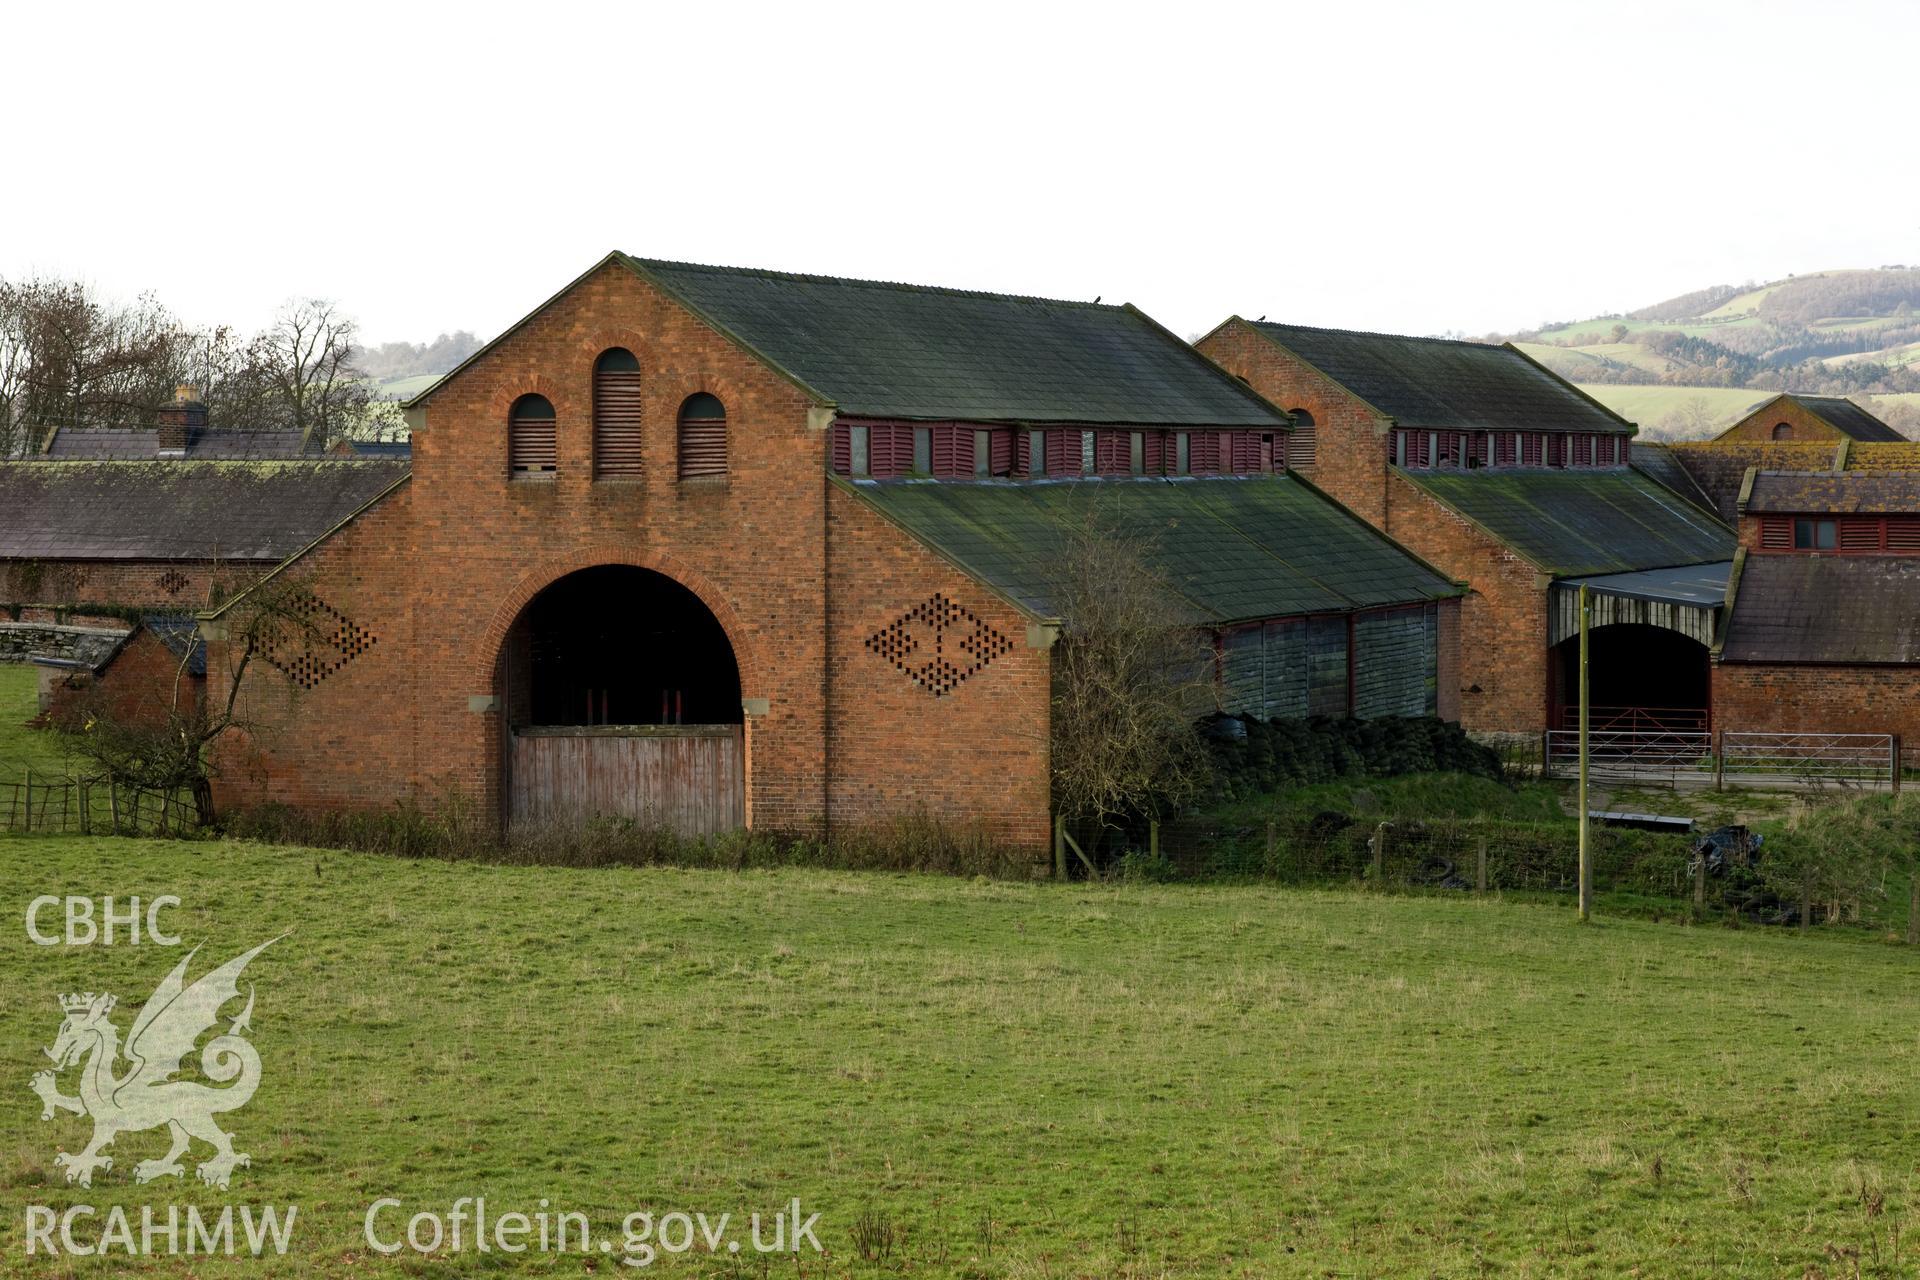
left=1548, top=587, right=1717, bottom=648
left=1220, top=605, right=1437, bottom=720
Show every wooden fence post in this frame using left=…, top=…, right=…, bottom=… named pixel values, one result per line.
left=79, top=781, right=90, bottom=836
left=1148, top=820, right=1159, bottom=860
left=1693, top=848, right=1707, bottom=917
left=22, top=769, right=32, bottom=834
left=1475, top=836, right=1488, bottom=895
left=1053, top=815, right=1066, bottom=881
left=1892, top=736, right=1902, bottom=795
left=1372, top=822, right=1388, bottom=884
left=108, top=780, right=120, bottom=834
left=1714, top=731, right=1725, bottom=792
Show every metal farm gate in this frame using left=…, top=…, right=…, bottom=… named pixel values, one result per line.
left=508, top=726, right=744, bottom=836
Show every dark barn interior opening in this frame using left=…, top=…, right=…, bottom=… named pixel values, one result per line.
left=1548, top=623, right=1711, bottom=731
left=502, top=566, right=742, bottom=728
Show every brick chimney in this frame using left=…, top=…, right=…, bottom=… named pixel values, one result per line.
left=155, top=384, right=207, bottom=456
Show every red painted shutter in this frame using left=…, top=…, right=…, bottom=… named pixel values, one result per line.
left=678, top=414, right=727, bottom=479
left=1886, top=516, right=1920, bottom=553
left=1143, top=431, right=1165, bottom=473
left=831, top=422, right=851, bottom=474
left=1759, top=516, right=1791, bottom=550
left=593, top=369, right=643, bottom=476
left=1839, top=517, right=1882, bottom=551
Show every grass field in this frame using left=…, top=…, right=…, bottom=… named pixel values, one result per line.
left=0, top=663, right=82, bottom=778
left=1572, top=385, right=1771, bottom=432
left=3, top=837, right=1917, bottom=1276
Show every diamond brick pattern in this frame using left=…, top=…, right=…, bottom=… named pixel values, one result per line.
left=866, top=593, right=1014, bottom=697
left=260, top=593, right=377, bottom=690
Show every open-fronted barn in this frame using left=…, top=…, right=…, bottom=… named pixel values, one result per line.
left=1197, top=318, right=1737, bottom=743
left=199, top=254, right=1463, bottom=848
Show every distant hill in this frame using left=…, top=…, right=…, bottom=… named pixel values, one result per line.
left=1494, top=269, right=1920, bottom=440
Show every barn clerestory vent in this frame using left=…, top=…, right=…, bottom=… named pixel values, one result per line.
left=866, top=593, right=1014, bottom=697
left=260, top=592, right=378, bottom=690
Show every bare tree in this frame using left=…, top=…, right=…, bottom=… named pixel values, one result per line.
left=250, top=298, right=394, bottom=446
left=1048, top=514, right=1214, bottom=861
left=0, top=275, right=185, bottom=438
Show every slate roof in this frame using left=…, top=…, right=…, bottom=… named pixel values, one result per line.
left=1732, top=394, right=1907, bottom=443
left=1721, top=555, right=1920, bottom=664
left=1631, top=443, right=1717, bottom=513
left=1402, top=468, right=1736, bottom=577
left=1745, top=470, right=1920, bottom=515
left=0, top=461, right=409, bottom=561
left=143, top=615, right=206, bottom=676
left=38, top=426, right=323, bottom=459
left=1245, top=322, right=1632, bottom=434
left=844, top=475, right=1460, bottom=624
left=616, top=256, right=1288, bottom=426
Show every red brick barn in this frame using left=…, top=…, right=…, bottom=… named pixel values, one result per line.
left=1197, top=319, right=1735, bottom=745
left=203, top=255, right=1463, bottom=850
left=1715, top=393, right=1907, bottom=446
left=1715, top=470, right=1920, bottom=766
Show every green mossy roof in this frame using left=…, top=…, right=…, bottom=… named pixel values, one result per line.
left=846, top=475, right=1460, bottom=623
left=626, top=256, right=1288, bottom=427
left=1403, top=468, right=1736, bottom=577
left=1249, top=322, right=1632, bottom=434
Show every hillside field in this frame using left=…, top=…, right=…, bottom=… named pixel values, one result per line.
left=2, top=837, right=1916, bottom=1276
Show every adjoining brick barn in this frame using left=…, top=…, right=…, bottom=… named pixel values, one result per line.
left=1714, top=470, right=1920, bottom=766
left=1196, top=319, right=1735, bottom=747
left=200, top=254, right=1464, bottom=850
left=1715, top=392, right=1907, bottom=446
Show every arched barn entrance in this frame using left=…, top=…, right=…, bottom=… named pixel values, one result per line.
left=497, top=566, right=745, bottom=835
left=1547, top=624, right=1711, bottom=732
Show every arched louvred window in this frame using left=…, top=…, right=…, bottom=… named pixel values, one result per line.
left=677, top=392, right=727, bottom=480
left=1772, top=422, right=1793, bottom=441
left=593, top=348, right=643, bottom=477
left=509, top=394, right=557, bottom=474
left=1285, top=408, right=1317, bottom=471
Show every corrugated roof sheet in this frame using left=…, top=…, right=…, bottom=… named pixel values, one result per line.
left=1794, top=395, right=1907, bottom=443
left=1249, top=322, right=1630, bottom=434
left=1746, top=470, right=1920, bottom=515
left=1722, top=555, right=1920, bottom=663
left=846, top=475, right=1460, bottom=623
left=1403, top=468, right=1735, bottom=576
left=0, top=461, right=408, bottom=561
left=624, top=256, right=1288, bottom=427
left=38, top=426, right=324, bottom=460
left=1561, top=562, right=1732, bottom=606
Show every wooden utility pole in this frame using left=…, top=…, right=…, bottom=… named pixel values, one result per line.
left=1578, top=585, right=1593, bottom=923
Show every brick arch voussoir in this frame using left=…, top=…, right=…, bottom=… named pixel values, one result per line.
left=490, top=373, right=571, bottom=423
left=476, top=546, right=759, bottom=695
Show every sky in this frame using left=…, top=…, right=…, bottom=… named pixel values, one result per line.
left=6, top=0, right=1916, bottom=347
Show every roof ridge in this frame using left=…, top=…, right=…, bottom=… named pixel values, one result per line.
left=625, top=255, right=1126, bottom=312
left=1250, top=319, right=1506, bottom=350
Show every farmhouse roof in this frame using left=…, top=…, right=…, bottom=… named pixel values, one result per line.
left=411, top=253, right=1289, bottom=429
left=1720, top=555, right=1920, bottom=664
left=1744, top=470, right=1920, bottom=515
left=36, top=426, right=326, bottom=460
left=1723, top=393, right=1906, bottom=443
left=1239, top=321, right=1633, bottom=434
left=843, top=474, right=1460, bottom=624
left=1400, top=468, right=1735, bottom=577
left=0, top=461, right=409, bottom=562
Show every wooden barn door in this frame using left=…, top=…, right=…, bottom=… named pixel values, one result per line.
left=508, top=726, right=744, bottom=837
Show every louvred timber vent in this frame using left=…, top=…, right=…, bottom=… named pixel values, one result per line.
left=259, top=592, right=378, bottom=690
left=866, top=593, right=1015, bottom=697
